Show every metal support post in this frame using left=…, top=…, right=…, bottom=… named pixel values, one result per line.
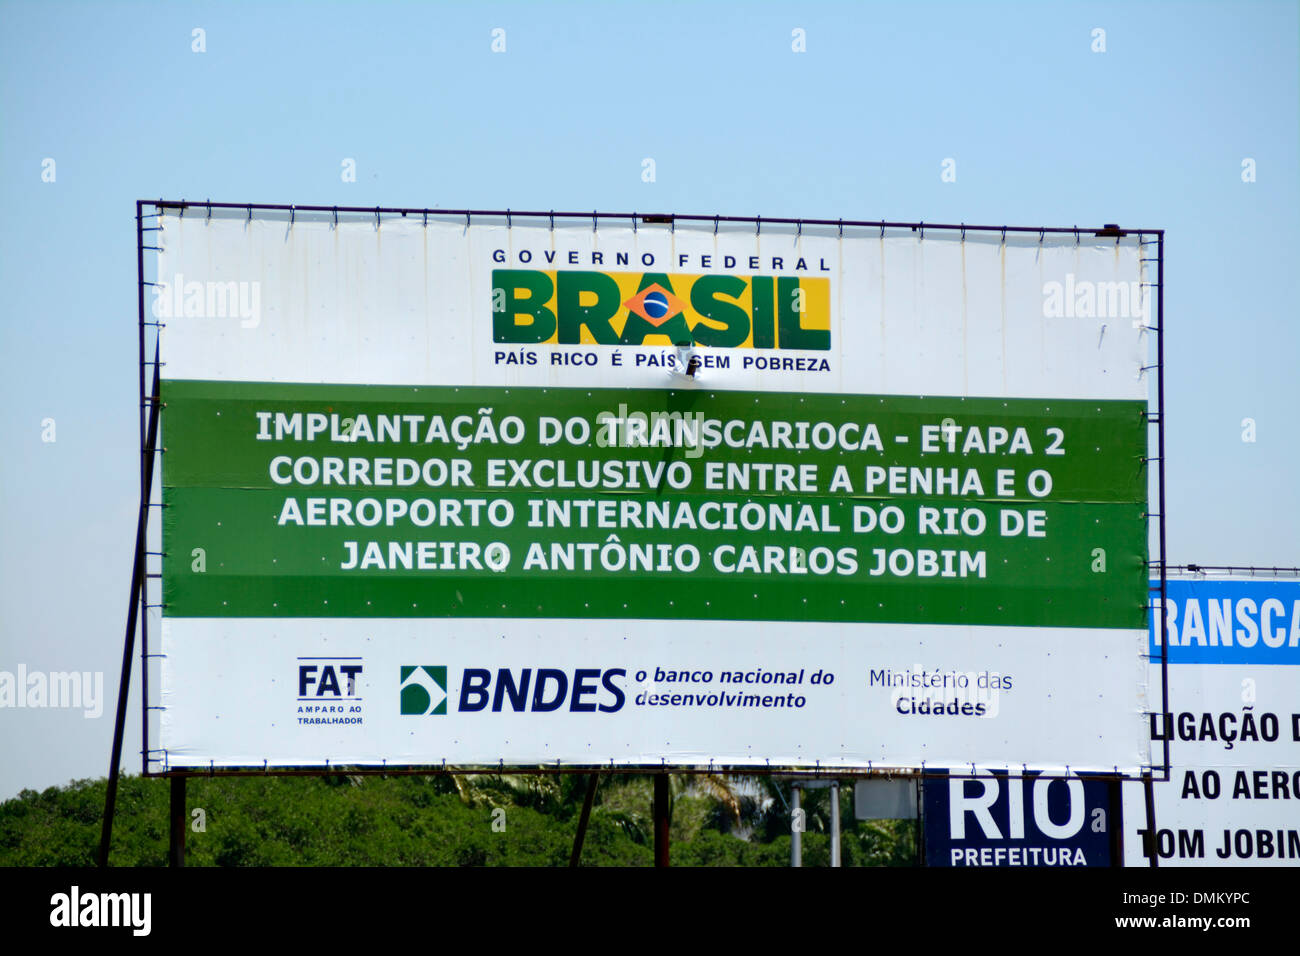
left=169, top=776, right=186, bottom=867
left=653, top=773, right=670, bottom=867
left=830, top=780, right=841, bottom=867
left=791, top=783, right=802, bottom=867
left=569, top=773, right=599, bottom=867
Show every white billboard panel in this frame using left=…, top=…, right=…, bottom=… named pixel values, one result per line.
left=152, top=207, right=1153, bottom=772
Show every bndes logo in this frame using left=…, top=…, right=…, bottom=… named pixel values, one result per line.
left=459, top=668, right=626, bottom=713
left=400, top=666, right=447, bottom=716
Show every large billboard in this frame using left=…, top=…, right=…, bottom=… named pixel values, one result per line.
left=1125, top=576, right=1300, bottom=865
left=152, top=207, right=1153, bottom=771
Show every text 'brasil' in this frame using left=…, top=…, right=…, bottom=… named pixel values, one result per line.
left=492, top=270, right=831, bottom=350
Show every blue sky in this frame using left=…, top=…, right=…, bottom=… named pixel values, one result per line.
left=0, top=0, right=1297, bottom=799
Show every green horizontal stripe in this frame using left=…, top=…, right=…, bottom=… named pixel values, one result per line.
left=162, top=381, right=1148, bottom=627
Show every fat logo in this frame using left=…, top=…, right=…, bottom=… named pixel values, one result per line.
left=297, top=656, right=365, bottom=726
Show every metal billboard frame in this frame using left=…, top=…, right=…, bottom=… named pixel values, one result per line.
left=99, top=201, right=1168, bottom=865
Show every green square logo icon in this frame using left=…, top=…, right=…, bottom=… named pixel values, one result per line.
left=399, top=666, right=447, bottom=716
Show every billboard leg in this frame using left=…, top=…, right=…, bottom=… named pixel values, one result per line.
left=98, top=339, right=161, bottom=868
left=97, top=526, right=146, bottom=868
left=1142, top=773, right=1160, bottom=868
left=653, top=773, right=670, bottom=867
left=169, top=776, right=186, bottom=867
left=569, top=773, right=599, bottom=867
left=791, top=784, right=802, bottom=867
left=916, top=777, right=925, bottom=866
left=1108, top=778, right=1124, bottom=867
left=830, top=781, right=841, bottom=867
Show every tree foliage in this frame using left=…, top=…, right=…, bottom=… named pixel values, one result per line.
left=0, top=774, right=917, bottom=867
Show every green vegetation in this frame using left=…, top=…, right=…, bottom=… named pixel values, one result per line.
left=0, top=773, right=917, bottom=867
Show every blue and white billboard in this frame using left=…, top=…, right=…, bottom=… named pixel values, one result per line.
left=924, top=771, right=1114, bottom=867
left=1124, top=576, right=1300, bottom=866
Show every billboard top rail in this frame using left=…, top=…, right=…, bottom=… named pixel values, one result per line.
left=140, top=200, right=1163, bottom=239
left=1166, top=564, right=1300, bottom=578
